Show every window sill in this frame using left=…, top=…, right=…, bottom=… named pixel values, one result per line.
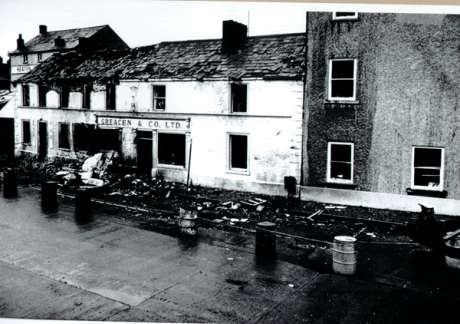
left=406, top=188, right=448, bottom=198
left=323, top=181, right=357, bottom=189
left=157, top=164, right=186, bottom=171
left=58, top=148, right=71, bottom=152
left=226, top=169, right=250, bottom=176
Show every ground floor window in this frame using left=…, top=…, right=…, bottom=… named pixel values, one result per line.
left=327, top=142, right=354, bottom=184
left=58, top=123, right=70, bottom=149
left=229, top=133, right=248, bottom=172
left=22, top=120, right=31, bottom=144
left=158, top=133, right=186, bottom=167
left=412, top=146, right=444, bottom=191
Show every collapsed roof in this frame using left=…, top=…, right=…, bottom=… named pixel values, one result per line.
left=19, top=32, right=306, bottom=84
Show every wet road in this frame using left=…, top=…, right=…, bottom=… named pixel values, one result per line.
left=0, top=187, right=459, bottom=323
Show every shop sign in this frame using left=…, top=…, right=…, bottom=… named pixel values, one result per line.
left=97, top=116, right=189, bottom=131
left=11, top=65, right=36, bottom=74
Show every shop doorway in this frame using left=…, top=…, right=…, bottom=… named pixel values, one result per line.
left=136, top=131, right=153, bottom=175
left=38, top=121, right=47, bottom=160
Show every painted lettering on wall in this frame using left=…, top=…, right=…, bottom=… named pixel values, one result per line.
left=11, top=65, right=36, bottom=74
left=97, top=117, right=189, bottom=130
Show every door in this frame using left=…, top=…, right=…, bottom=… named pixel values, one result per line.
left=0, top=118, right=14, bottom=162
left=38, top=121, right=47, bottom=160
left=136, top=131, right=153, bottom=175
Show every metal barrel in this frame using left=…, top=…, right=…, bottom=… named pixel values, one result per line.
left=75, top=188, right=92, bottom=219
left=3, top=169, right=18, bottom=198
left=256, top=221, right=277, bottom=257
left=332, top=236, right=357, bottom=275
left=178, top=208, right=197, bottom=236
left=41, top=180, right=58, bottom=210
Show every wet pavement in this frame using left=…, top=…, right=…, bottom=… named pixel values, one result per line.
left=0, top=187, right=459, bottom=323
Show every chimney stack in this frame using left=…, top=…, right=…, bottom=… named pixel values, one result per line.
left=54, top=36, right=65, bottom=48
left=39, top=25, right=47, bottom=35
left=222, top=20, right=248, bottom=54
left=17, top=34, right=25, bottom=51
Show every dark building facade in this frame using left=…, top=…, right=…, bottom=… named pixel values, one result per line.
left=302, top=11, right=460, bottom=213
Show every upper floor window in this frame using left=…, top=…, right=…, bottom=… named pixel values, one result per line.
left=38, top=85, right=47, bottom=107
left=327, top=142, right=354, bottom=184
left=106, top=83, right=116, bottom=110
left=37, top=53, right=43, bottom=63
left=332, top=12, right=358, bottom=20
left=328, top=59, right=357, bottom=101
left=22, top=120, right=31, bottom=144
left=23, top=54, right=28, bottom=64
left=231, top=83, right=247, bottom=113
left=153, top=85, right=166, bottom=110
left=412, top=146, right=444, bottom=191
left=82, top=85, right=92, bottom=109
left=22, top=84, right=30, bottom=106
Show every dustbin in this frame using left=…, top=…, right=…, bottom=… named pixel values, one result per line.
left=75, top=188, right=92, bottom=218
left=256, top=221, right=277, bottom=257
left=3, top=169, right=18, bottom=198
left=41, top=180, right=58, bottom=210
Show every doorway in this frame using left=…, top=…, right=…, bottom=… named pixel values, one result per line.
left=0, top=118, right=14, bottom=163
left=136, top=131, right=153, bottom=175
left=38, top=121, right=47, bottom=160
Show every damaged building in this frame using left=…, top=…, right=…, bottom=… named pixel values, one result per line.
left=302, top=12, right=460, bottom=213
left=14, top=20, right=305, bottom=195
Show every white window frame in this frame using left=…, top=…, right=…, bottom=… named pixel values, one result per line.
left=327, top=142, right=354, bottom=184
left=328, top=58, right=357, bottom=102
left=411, top=146, right=445, bottom=191
left=156, top=131, right=186, bottom=169
left=332, top=12, right=359, bottom=20
left=152, top=84, right=166, bottom=111
left=227, top=132, right=249, bottom=175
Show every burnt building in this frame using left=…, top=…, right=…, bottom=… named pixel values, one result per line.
left=14, top=21, right=305, bottom=196
left=9, top=24, right=129, bottom=81
left=301, top=11, right=460, bottom=214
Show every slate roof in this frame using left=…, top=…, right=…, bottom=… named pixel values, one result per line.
left=10, top=25, right=108, bottom=54
left=19, top=33, right=306, bottom=83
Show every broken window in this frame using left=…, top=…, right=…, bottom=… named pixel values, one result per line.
left=74, top=123, right=121, bottom=154
left=22, top=84, right=30, bottom=106
left=327, top=142, right=354, bottom=183
left=332, top=12, right=358, bottom=20
left=158, top=133, right=185, bottom=167
left=38, top=85, right=47, bottom=107
left=22, top=120, right=31, bottom=144
left=229, top=134, right=248, bottom=171
left=60, top=86, right=69, bottom=108
left=412, top=147, right=444, bottom=191
left=58, top=123, right=70, bottom=149
left=328, top=59, right=357, bottom=101
left=106, top=83, right=116, bottom=110
left=73, top=124, right=96, bottom=153
left=231, top=83, right=247, bottom=113
left=82, top=84, right=92, bottom=109
left=153, top=85, right=166, bottom=110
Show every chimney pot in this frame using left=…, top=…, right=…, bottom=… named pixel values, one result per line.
left=17, top=34, right=25, bottom=51
left=39, top=25, right=47, bottom=35
left=222, top=20, right=248, bottom=54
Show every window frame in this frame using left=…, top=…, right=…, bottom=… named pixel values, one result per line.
left=227, top=132, right=250, bottom=175
left=22, top=120, right=31, bottom=145
left=328, top=58, right=358, bottom=102
left=23, top=54, right=28, bottom=64
left=22, top=84, right=30, bottom=106
left=37, top=53, right=42, bottom=63
left=152, top=85, right=166, bottom=111
left=332, top=12, right=359, bottom=20
left=58, top=122, right=71, bottom=150
left=327, top=141, right=354, bottom=184
left=411, top=146, right=445, bottom=191
left=105, top=83, right=116, bottom=110
left=157, top=131, right=186, bottom=169
left=230, top=82, right=248, bottom=113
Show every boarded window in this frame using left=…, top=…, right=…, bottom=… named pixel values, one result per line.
left=412, top=147, right=444, bottom=190
left=327, top=142, right=354, bottom=183
left=22, top=120, right=31, bottom=144
left=83, top=84, right=92, bottom=109
left=22, top=84, right=30, bottom=106
left=329, top=59, right=357, bottom=100
left=58, top=123, right=70, bottom=149
left=38, top=85, right=47, bottom=107
left=158, top=133, right=185, bottom=166
left=332, top=12, right=358, bottom=20
left=106, top=84, right=116, bottom=110
left=153, top=85, right=166, bottom=110
left=231, top=83, right=247, bottom=112
left=229, top=134, right=248, bottom=170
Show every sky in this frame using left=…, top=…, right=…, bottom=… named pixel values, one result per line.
left=0, top=0, right=458, bottom=60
